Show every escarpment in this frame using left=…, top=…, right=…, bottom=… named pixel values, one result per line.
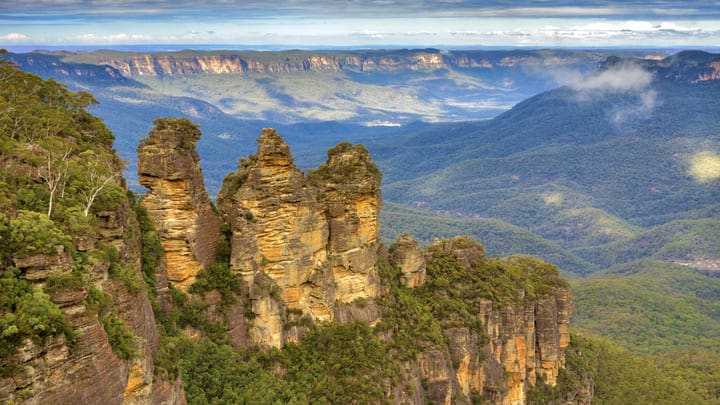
left=0, top=61, right=185, bottom=404
left=1, top=196, right=185, bottom=405
left=216, top=129, right=382, bottom=347
left=136, top=123, right=576, bottom=403
left=84, top=49, right=616, bottom=77
left=385, top=236, right=573, bottom=405
left=137, top=118, right=221, bottom=291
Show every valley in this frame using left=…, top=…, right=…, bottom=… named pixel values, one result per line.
left=1, top=47, right=720, bottom=403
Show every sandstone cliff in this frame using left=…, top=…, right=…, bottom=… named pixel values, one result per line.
left=76, top=49, right=615, bottom=77
left=388, top=236, right=572, bottom=405
left=217, top=129, right=382, bottom=347
left=0, top=61, right=186, bottom=404
left=0, top=185, right=183, bottom=405
left=137, top=118, right=221, bottom=291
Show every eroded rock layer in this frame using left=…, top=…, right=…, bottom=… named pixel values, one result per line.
left=138, top=118, right=221, bottom=290
left=218, top=129, right=382, bottom=347
left=389, top=236, right=572, bottom=405
left=0, top=199, right=181, bottom=404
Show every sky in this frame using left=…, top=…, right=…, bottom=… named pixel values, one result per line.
left=1, top=0, right=719, bottom=49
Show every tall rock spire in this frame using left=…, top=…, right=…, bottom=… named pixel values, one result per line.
left=137, top=118, right=221, bottom=290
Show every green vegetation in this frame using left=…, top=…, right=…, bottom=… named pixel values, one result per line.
left=375, top=71, right=720, bottom=278
left=157, top=321, right=398, bottom=404
left=130, top=195, right=163, bottom=290
left=308, top=141, right=382, bottom=192
left=0, top=56, right=166, bottom=381
left=574, top=219, right=720, bottom=270
left=109, top=262, right=144, bottom=295
left=0, top=272, right=76, bottom=375
left=4, top=210, right=72, bottom=258
left=571, top=261, right=720, bottom=402
left=0, top=59, right=134, bottom=366
left=189, top=263, right=244, bottom=313
left=571, top=260, right=720, bottom=355
left=154, top=236, right=571, bottom=404
left=376, top=260, right=446, bottom=361
left=528, top=333, right=705, bottom=404
left=44, top=271, right=85, bottom=296
left=101, top=315, right=138, bottom=360
left=417, top=239, right=567, bottom=339
left=381, top=202, right=591, bottom=276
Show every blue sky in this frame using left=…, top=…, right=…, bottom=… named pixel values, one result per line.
left=1, top=1, right=719, bottom=48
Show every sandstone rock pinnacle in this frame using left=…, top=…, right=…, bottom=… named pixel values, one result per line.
left=138, top=118, right=221, bottom=290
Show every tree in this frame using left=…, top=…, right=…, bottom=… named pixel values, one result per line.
left=76, top=151, right=122, bottom=216
left=37, top=145, right=71, bottom=217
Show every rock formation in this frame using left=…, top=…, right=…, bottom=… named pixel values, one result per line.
left=137, top=118, right=221, bottom=290
left=389, top=234, right=426, bottom=288
left=77, top=49, right=616, bottom=77
left=0, top=195, right=183, bottom=404
left=217, top=129, right=382, bottom=347
left=388, top=236, right=572, bottom=405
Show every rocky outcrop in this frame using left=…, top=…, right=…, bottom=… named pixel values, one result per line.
left=391, top=237, right=573, bottom=405
left=312, top=142, right=382, bottom=309
left=476, top=292, right=572, bottom=404
left=389, top=234, right=426, bottom=288
left=0, top=197, right=181, bottom=404
left=138, top=118, right=221, bottom=290
left=217, top=129, right=382, bottom=347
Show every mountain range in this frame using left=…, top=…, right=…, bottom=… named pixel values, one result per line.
left=373, top=50, right=720, bottom=275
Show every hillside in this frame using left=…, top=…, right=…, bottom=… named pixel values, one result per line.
left=570, top=261, right=720, bottom=402
left=3, top=53, right=719, bottom=404
left=380, top=202, right=593, bottom=275
left=374, top=51, right=720, bottom=275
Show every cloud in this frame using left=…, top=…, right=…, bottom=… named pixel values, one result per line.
left=351, top=30, right=436, bottom=38
left=609, top=89, right=657, bottom=126
left=540, top=67, right=586, bottom=87
left=0, top=32, right=29, bottom=41
left=4, top=1, right=720, bottom=20
left=572, top=63, right=652, bottom=93
left=67, top=32, right=149, bottom=42
left=570, top=62, right=658, bottom=127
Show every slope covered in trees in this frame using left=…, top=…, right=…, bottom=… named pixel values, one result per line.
left=374, top=51, right=720, bottom=276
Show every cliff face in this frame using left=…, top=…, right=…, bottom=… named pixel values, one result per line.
left=388, top=236, right=572, bottom=405
left=217, top=129, right=382, bottom=347
left=85, top=50, right=612, bottom=77
left=0, top=193, right=181, bottom=405
left=311, top=142, right=382, bottom=311
left=599, top=51, right=720, bottom=83
left=0, top=60, right=187, bottom=404
left=137, top=118, right=221, bottom=291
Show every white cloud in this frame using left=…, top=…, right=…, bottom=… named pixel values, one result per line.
left=0, top=32, right=29, bottom=41
left=537, top=20, right=716, bottom=41
left=609, top=89, right=657, bottom=126
left=570, top=63, right=658, bottom=127
left=572, top=63, right=652, bottom=93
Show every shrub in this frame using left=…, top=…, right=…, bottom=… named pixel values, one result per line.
left=44, top=271, right=86, bottom=295
left=109, top=262, right=143, bottom=295
left=0, top=275, right=75, bottom=369
left=130, top=198, right=163, bottom=289
left=7, top=210, right=72, bottom=257
left=101, top=315, right=138, bottom=360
